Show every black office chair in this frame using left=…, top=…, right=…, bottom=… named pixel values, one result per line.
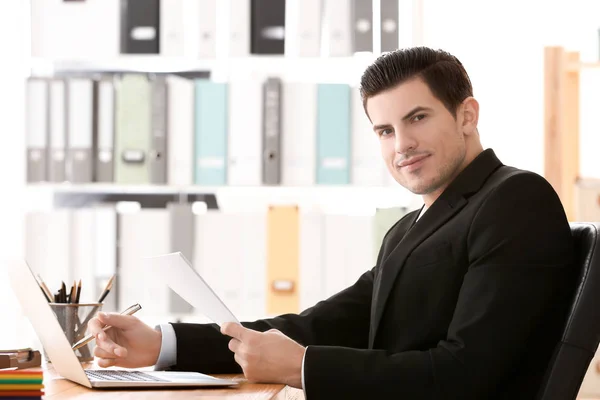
left=537, top=223, right=600, bottom=399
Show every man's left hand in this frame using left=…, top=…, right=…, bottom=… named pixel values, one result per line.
left=221, top=323, right=305, bottom=388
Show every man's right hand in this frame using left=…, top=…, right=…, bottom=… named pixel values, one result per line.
left=87, top=312, right=163, bottom=368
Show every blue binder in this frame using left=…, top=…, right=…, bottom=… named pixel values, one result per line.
left=194, top=80, right=228, bottom=185
left=317, top=84, right=351, bottom=184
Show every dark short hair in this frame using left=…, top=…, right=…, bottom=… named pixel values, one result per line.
left=359, top=47, right=473, bottom=118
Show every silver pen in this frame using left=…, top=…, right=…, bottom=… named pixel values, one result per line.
left=71, top=303, right=142, bottom=351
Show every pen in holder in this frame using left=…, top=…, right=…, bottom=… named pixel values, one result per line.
left=48, top=302, right=103, bottom=362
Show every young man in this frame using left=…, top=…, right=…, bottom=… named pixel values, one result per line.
left=89, top=47, right=575, bottom=399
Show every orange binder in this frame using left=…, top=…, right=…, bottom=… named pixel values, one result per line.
left=266, top=205, right=300, bottom=315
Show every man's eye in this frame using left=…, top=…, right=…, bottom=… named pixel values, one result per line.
left=413, top=114, right=426, bottom=122
left=380, top=129, right=393, bottom=136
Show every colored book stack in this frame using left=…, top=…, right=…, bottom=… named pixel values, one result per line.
left=0, top=370, right=44, bottom=399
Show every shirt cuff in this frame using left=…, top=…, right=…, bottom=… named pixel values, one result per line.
left=153, top=323, right=177, bottom=370
left=301, top=347, right=307, bottom=392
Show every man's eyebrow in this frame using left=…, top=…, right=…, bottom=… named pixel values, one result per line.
left=372, top=106, right=433, bottom=131
left=373, top=123, right=392, bottom=132
left=401, top=106, right=432, bottom=121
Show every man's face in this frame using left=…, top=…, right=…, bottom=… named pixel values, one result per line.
left=366, top=78, right=467, bottom=197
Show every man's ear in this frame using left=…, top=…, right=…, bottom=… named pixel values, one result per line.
left=460, top=97, right=479, bottom=136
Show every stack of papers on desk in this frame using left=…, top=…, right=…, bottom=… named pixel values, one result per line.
left=0, top=369, right=44, bottom=398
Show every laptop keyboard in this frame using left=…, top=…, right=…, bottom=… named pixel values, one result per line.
left=86, top=370, right=169, bottom=382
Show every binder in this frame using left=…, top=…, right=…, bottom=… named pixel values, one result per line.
left=317, top=84, right=351, bottom=184
left=351, top=86, right=386, bottom=186
left=69, top=209, right=96, bottom=303
left=238, top=212, right=268, bottom=319
left=380, top=0, right=399, bottom=52
left=262, top=77, right=283, bottom=185
left=324, top=0, right=352, bottom=56
left=48, top=80, right=66, bottom=183
left=67, top=79, right=94, bottom=183
left=114, top=74, right=151, bottom=184
left=299, top=211, right=324, bottom=312
left=344, top=215, right=374, bottom=288
left=30, top=0, right=120, bottom=58
left=282, top=82, right=317, bottom=186
left=197, top=0, right=218, bottom=58
left=228, top=0, right=251, bottom=57
left=94, top=78, right=115, bottom=183
left=351, top=0, right=373, bottom=53
left=120, top=0, right=160, bottom=54
left=167, top=76, right=194, bottom=186
left=167, top=203, right=195, bottom=314
left=266, top=206, right=299, bottom=315
left=194, top=80, right=228, bottom=185
left=92, top=206, right=118, bottom=312
left=25, top=210, right=71, bottom=291
left=149, top=76, right=168, bottom=184
left=250, top=0, right=286, bottom=54
left=160, top=0, right=185, bottom=56
left=118, top=209, right=171, bottom=315
left=26, top=79, right=48, bottom=183
left=228, top=80, right=263, bottom=186
left=285, top=0, right=322, bottom=57
left=194, top=211, right=244, bottom=318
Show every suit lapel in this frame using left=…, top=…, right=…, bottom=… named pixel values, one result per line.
left=368, top=148, right=503, bottom=348
left=369, top=194, right=467, bottom=347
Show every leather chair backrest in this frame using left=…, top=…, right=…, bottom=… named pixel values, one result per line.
left=537, top=223, right=600, bottom=399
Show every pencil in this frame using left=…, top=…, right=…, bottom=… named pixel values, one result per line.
left=75, top=280, right=82, bottom=304
left=97, top=274, right=116, bottom=303
left=60, top=281, right=67, bottom=303
left=36, top=275, right=54, bottom=302
left=68, top=281, right=76, bottom=304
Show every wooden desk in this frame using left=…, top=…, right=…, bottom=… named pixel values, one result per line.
left=35, top=365, right=305, bottom=399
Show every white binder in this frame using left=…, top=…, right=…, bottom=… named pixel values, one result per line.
left=299, top=211, right=325, bottom=312
left=118, top=210, right=171, bottom=317
left=160, top=0, right=186, bottom=56
left=228, top=80, right=263, bottom=186
left=285, top=0, right=322, bottom=57
left=67, top=78, right=94, bottom=183
left=227, top=0, right=251, bottom=57
left=194, top=211, right=245, bottom=319
left=26, top=79, right=48, bottom=183
left=282, top=82, right=317, bottom=186
left=49, top=80, right=66, bottom=182
left=30, top=0, right=120, bottom=58
left=324, top=0, right=352, bottom=56
left=25, top=210, right=71, bottom=292
left=69, top=209, right=96, bottom=302
left=166, top=76, right=194, bottom=186
left=237, top=212, right=267, bottom=319
left=323, top=214, right=374, bottom=297
left=95, top=78, right=115, bottom=183
left=351, top=87, right=386, bottom=186
left=197, top=0, right=218, bottom=58
left=92, top=206, right=117, bottom=311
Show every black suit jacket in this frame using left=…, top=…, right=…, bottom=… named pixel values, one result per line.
left=169, top=149, right=576, bottom=399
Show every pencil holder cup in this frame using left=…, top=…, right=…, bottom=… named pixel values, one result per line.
left=46, top=303, right=103, bottom=363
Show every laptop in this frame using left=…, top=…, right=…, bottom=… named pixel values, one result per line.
left=6, top=259, right=239, bottom=389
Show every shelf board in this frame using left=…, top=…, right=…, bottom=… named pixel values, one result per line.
left=26, top=183, right=420, bottom=211
left=29, top=54, right=378, bottom=83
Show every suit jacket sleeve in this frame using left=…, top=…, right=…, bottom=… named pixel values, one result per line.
left=302, top=173, right=575, bottom=399
left=169, top=260, right=378, bottom=373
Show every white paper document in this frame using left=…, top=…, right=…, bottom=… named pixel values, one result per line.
left=143, top=252, right=239, bottom=326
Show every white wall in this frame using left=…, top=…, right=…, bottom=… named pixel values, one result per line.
left=422, top=0, right=600, bottom=177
